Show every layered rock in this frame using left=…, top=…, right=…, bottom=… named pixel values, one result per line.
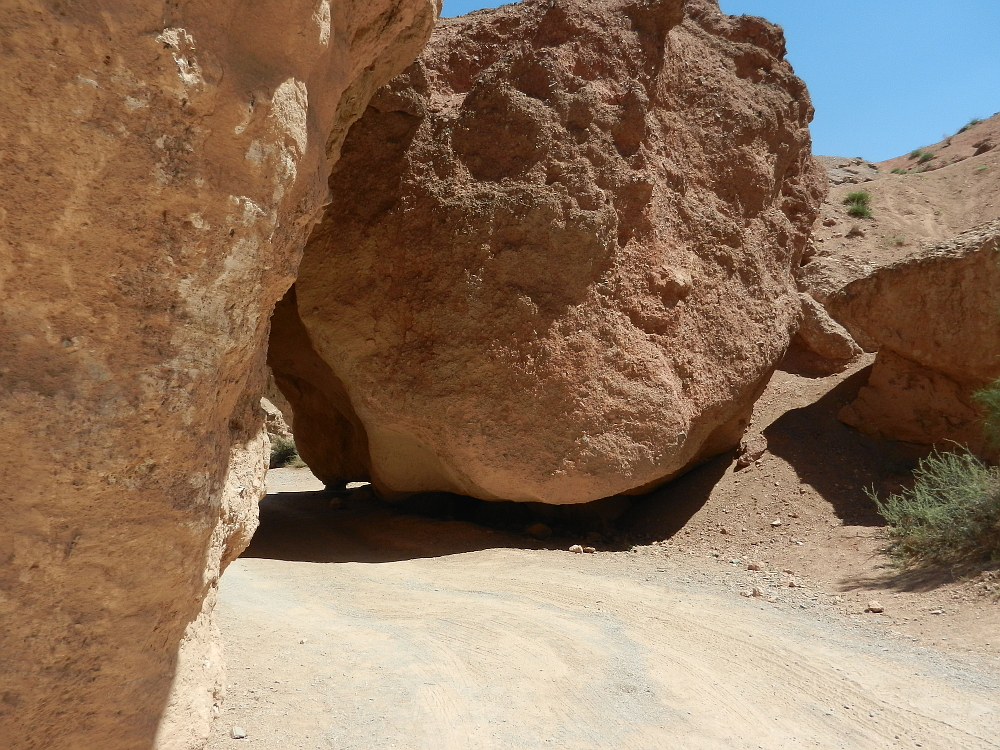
left=273, top=0, right=825, bottom=503
left=0, top=1, right=436, bottom=748
left=829, top=221, right=1000, bottom=457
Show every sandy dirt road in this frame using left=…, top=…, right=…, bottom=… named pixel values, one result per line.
left=208, top=545, right=999, bottom=750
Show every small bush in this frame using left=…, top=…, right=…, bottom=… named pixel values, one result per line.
left=918, top=151, right=935, bottom=164
left=975, top=378, right=1000, bottom=448
left=269, top=436, right=306, bottom=468
left=958, top=118, right=983, bottom=134
left=891, top=167, right=908, bottom=174
left=909, top=149, right=923, bottom=159
left=976, top=165, right=989, bottom=173
left=843, top=190, right=873, bottom=218
left=870, top=449, right=1000, bottom=565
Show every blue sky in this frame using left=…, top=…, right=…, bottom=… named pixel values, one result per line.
left=440, top=0, right=1000, bottom=161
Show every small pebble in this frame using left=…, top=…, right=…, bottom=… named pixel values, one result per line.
left=231, top=726, right=246, bottom=739
left=569, top=544, right=584, bottom=553
left=866, top=601, right=884, bottom=614
left=747, top=561, right=763, bottom=571
left=752, top=587, right=764, bottom=598
left=771, top=519, right=782, bottom=527
left=582, top=546, right=596, bottom=553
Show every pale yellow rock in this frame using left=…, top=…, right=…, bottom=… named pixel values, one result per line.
left=0, top=1, right=438, bottom=748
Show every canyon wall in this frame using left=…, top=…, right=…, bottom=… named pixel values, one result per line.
left=0, top=1, right=437, bottom=748
left=829, top=221, right=1000, bottom=458
left=272, top=0, right=826, bottom=503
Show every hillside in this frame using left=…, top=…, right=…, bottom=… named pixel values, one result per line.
left=802, top=112, right=1000, bottom=302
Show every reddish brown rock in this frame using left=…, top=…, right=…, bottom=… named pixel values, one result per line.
left=0, top=1, right=437, bottom=748
left=795, top=292, right=862, bottom=368
left=276, top=0, right=825, bottom=503
left=830, top=221, right=1000, bottom=457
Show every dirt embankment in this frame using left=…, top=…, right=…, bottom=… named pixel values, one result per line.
left=802, top=113, right=1000, bottom=302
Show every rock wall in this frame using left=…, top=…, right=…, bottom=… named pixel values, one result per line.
left=0, top=1, right=437, bottom=748
left=273, top=0, right=825, bottom=503
left=829, top=221, right=1000, bottom=457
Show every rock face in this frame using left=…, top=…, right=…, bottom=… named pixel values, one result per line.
left=792, top=292, right=863, bottom=371
left=272, top=0, right=825, bottom=503
left=829, top=221, right=1000, bottom=457
left=0, top=2, right=436, bottom=749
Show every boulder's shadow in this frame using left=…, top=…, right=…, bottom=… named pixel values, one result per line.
left=764, top=365, right=929, bottom=526
left=241, top=487, right=631, bottom=564
left=616, top=450, right=733, bottom=542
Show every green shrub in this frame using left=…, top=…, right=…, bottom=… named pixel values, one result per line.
left=976, top=165, right=989, bottom=173
left=975, top=378, right=1000, bottom=448
left=958, top=117, right=983, bottom=134
left=909, top=149, right=923, bottom=159
left=870, top=449, right=1000, bottom=565
left=843, top=190, right=872, bottom=218
left=918, top=151, right=935, bottom=164
left=269, top=435, right=306, bottom=468
left=891, top=167, right=908, bottom=175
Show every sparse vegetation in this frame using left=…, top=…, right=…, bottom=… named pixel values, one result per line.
left=908, top=149, right=935, bottom=164
left=870, top=449, right=1000, bottom=566
left=891, top=167, right=908, bottom=175
left=976, top=165, right=989, bottom=173
left=843, top=190, right=873, bottom=218
left=270, top=435, right=306, bottom=468
left=958, top=117, right=983, bottom=134
left=975, top=378, right=1000, bottom=448
left=872, top=289, right=1000, bottom=568
left=881, top=234, right=907, bottom=248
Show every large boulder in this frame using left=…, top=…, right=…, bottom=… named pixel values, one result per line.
left=0, top=1, right=437, bottom=748
left=272, top=0, right=826, bottom=503
left=829, top=221, right=1000, bottom=457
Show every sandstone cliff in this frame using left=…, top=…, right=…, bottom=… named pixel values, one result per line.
left=829, top=221, right=1000, bottom=458
left=0, top=2, right=437, bottom=748
left=273, top=0, right=825, bottom=503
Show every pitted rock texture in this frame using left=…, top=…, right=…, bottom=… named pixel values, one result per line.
left=276, top=0, right=825, bottom=503
left=829, top=221, right=1000, bottom=457
left=0, top=1, right=436, bottom=749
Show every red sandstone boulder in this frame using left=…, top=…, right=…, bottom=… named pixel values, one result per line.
left=273, top=0, right=825, bottom=503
